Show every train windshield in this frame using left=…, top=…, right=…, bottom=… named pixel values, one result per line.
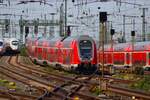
left=12, top=41, right=18, bottom=45
left=79, top=40, right=92, bottom=60
left=0, top=42, right=3, bottom=46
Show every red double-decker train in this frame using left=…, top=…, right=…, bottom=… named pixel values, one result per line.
left=98, top=41, right=150, bottom=69
left=26, top=35, right=97, bottom=71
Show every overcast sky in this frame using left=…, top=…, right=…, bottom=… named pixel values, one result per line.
left=1, top=0, right=150, bottom=41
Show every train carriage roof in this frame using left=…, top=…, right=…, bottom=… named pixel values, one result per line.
left=62, top=35, right=93, bottom=48
left=48, top=37, right=63, bottom=47
left=101, top=41, right=150, bottom=51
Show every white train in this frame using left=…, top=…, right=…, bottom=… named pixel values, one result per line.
left=0, top=39, right=5, bottom=55
left=3, top=38, right=20, bottom=52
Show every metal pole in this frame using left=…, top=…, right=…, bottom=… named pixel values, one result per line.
left=111, top=35, right=113, bottom=65
left=20, top=15, right=23, bottom=44
left=110, top=22, right=113, bottom=66
left=133, top=19, right=135, bottom=31
left=142, top=8, right=146, bottom=41
left=59, top=3, right=64, bottom=37
left=123, top=15, right=125, bottom=42
left=44, top=14, right=47, bottom=37
left=99, top=15, right=101, bottom=91
left=132, top=36, right=134, bottom=72
left=64, top=0, right=67, bottom=37
left=101, top=22, right=105, bottom=78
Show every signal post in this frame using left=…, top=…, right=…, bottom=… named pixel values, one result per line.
left=99, top=12, right=108, bottom=94
left=99, top=12, right=107, bottom=78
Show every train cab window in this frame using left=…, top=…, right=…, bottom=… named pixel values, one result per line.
left=12, top=41, right=18, bottom=45
left=0, top=42, right=3, bottom=46
left=79, top=40, right=92, bottom=59
left=144, top=67, right=150, bottom=71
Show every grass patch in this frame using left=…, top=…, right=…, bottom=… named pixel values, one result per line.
left=0, top=79, right=21, bottom=91
left=89, top=86, right=103, bottom=96
left=128, top=75, right=150, bottom=92
left=43, top=66, right=76, bottom=77
left=112, top=73, right=140, bottom=81
left=20, top=45, right=28, bottom=57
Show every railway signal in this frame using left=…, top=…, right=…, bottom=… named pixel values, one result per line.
left=110, top=29, right=115, bottom=36
left=99, top=12, right=107, bottom=78
left=5, top=19, right=10, bottom=33
left=131, top=31, right=135, bottom=37
left=100, top=12, right=107, bottom=23
left=67, top=26, right=71, bottom=36
left=110, top=29, right=115, bottom=66
left=0, top=0, right=3, bottom=3
left=25, top=26, right=29, bottom=38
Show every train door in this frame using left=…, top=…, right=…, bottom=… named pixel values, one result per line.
left=66, top=48, right=72, bottom=65
left=54, top=48, right=58, bottom=62
left=43, top=48, right=47, bottom=60
left=48, top=48, right=51, bottom=62
left=126, top=53, right=130, bottom=65
left=37, top=47, right=42, bottom=60
left=57, top=48, right=63, bottom=63
left=51, top=48, right=55, bottom=62
left=62, top=49, right=66, bottom=64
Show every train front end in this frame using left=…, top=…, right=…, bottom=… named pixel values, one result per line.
left=77, top=35, right=97, bottom=71
left=0, top=39, right=4, bottom=55
left=4, top=38, right=19, bottom=53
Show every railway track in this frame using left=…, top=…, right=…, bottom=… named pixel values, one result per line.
left=0, top=56, right=50, bottom=100
left=17, top=56, right=98, bottom=87
left=5, top=55, right=102, bottom=99
left=16, top=55, right=101, bottom=100
left=19, top=56, right=150, bottom=99
left=107, top=85, right=150, bottom=100
left=18, top=56, right=136, bottom=85
left=0, top=89, right=37, bottom=100
left=1, top=54, right=150, bottom=99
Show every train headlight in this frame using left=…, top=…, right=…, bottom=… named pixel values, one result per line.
left=132, top=96, right=135, bottom=99
left=83, top=40, right=87, bottom=43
